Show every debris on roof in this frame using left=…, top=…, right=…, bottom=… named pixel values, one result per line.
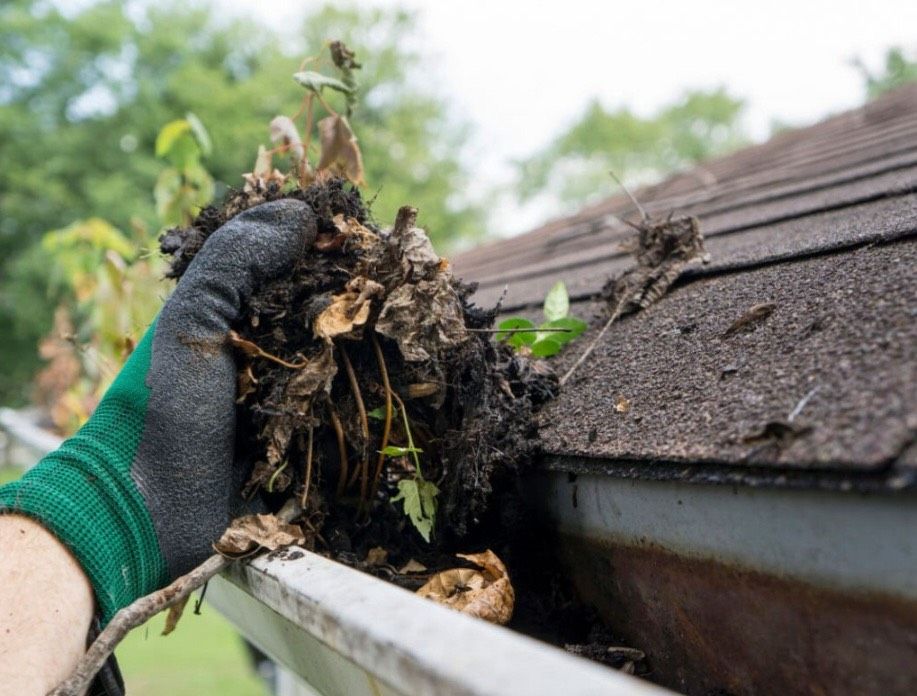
left=454, top=83, right=917, bottom=486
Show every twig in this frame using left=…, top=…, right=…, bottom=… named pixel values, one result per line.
left=609, top=170, right=648, bottom=221
left=49, top=504, right=303, bottom=695
left=788, top=386, right=820, bottom=423
left=468, top=327, right=578, bottom=334
left=559, top=305, right=625, bottom=387
left=48, top=556, right=228, bottom=696
left=329, top=402, right=350, bottom=498
left=341, top=347, right=370, bottom=502
left=300, top=409, right=314, bottom=509
left=367, top=334, right=394, bottom=512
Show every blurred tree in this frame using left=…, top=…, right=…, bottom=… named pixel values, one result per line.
left=854, top=46, right=917, bottom=99
left=515, top=88, right=747, bottom=210
left=0, top=0, right=482, bottom=404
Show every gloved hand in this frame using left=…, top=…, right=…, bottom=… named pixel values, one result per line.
left=0, top=199, right=316, bottom=624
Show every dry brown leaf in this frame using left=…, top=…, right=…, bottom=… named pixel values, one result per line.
left=313, top=277, right=384, bottom=340
left=214, top=514, right=305, bottom=557
left=161, top=594, right=191, bottom=636
left=614, top=396, right=631, bottom=413
left=284, top=343, right=337, bottom=404
left=398, top=559, right=428, bottom=574
left=316, top=115, right=365, bottom=185
left=376, top=274, right=468, bottom=362
left=237, top=364, right=258, bottom=403
left=242, top=145, right=289, bottom=193
left=416, top=549, right=514, bottom=625
left=365, top=547, right=388, bottom=566
left=269, top=115, right=306, bottom=167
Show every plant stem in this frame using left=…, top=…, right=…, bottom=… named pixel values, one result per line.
left=328, top=402, right=349, bottom=498
left=368, top=334, right=393, bottom=509
left=390, top=391, right=422, bottom=477
left=301, top=411, right=314, bottom=509
left=341, top=347, right=369, bottom=502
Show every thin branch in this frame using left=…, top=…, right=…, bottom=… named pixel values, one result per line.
left=341, top=347, right=370, bottom=502
left=47, top=555, right=230, bottom=696
left=609, top=170, right=648, bottom=221
left=367, top=334, right=394, bottom=512
left=300, top=408, right=314, bottom=509
left=329, top=402, right=350, bottom=498
left=559, top=305, right=625, bottom=387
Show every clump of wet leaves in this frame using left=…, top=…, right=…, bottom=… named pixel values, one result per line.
left=160, top=177, right=556, bottom=568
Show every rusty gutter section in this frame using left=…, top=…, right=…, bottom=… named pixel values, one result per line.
left=527, top=468, right=917, bottom=694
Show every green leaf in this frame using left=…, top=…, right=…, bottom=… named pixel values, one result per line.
left=293, top=71, right=354, bottom=96
left=367, top=406, right=386, bottom=420
left=380, top=445, right=423, bottom=457
left=185, top=112, right=212, bottom=157
left=495, top=317, right=537, bottom=347
left=537, top=316, right=587, bottom=345
left=155, top=119, right=192, bottom=158
left=391, top=477, right=439, bottom=542
left=531, top=336, right=564, bottom=358
left=543, top=281, right=569, bottom=321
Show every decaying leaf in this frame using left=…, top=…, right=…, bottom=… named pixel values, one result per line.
left=237, top=364, right=258, bottom=403
left=376, top=275, right=468, bottom=362
left=242, top=145, right=287, bottom=193
left=284, top=343, right=338, bottom=403
left=316, top=115, right=365, bottom=185
left=416, top=550, right=514, bottom=625
left=614, top=396, right=631, bottom=413
left=269, top=115, right=306, bottom=168
left=601, top=215, right=705, bottom=316
left=365, top=546, right=388, bottom=566
left=398, top=559, right=428, bottom=574
left=722, top=302, right=777, bottom=338
left=161, top=594, right=191, bottom=636
left=214, top=514, right=306, bottom=557
left=313, top=277, right=384, bottom=340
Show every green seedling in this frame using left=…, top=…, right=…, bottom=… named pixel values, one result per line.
left=371, top=401, right=438, bottom=542
left=495, top=281, right=587, bottom=357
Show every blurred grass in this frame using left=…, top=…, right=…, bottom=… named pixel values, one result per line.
left=0, top=465, right=269, bottom=696
left=117, top=608, right=269, bottom=696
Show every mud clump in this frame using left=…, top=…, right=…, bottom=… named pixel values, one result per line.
left=160, top=177, right=556, bottom=568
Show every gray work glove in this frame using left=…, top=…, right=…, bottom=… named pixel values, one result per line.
left=0, top=199, right=316, bottom=624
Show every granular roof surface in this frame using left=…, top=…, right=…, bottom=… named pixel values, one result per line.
left=453, top=84, right=917, bottom=484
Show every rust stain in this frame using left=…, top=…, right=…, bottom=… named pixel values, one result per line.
left=557, top=535, right=917, bottom=696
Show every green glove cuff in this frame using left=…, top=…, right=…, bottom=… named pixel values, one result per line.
left=0, top=321, right=168, bottom=624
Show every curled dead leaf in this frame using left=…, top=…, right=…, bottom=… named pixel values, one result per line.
left=316, top=115, right=365, bottom=185
left=214, top=514, right=306, bottom=557
left=162, top=594, right=191, bottom=636
left=398, top=559, right=428, bottom=574
left=269, top=116, right=306, bottom=168
left=376, top=274, right=468, bottom=362
left=416, top=550, right=514, bottom=625
left=313, top=277, right=384, bottom=340
left=365, top=546, right=388, bottom=567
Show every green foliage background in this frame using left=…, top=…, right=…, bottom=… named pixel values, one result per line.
left=0, top=0, right=483, bottom=404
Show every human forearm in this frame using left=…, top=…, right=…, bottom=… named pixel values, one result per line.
left=0, top=514, right=94, bottom=695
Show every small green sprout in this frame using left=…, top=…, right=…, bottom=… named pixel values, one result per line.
left=373, top=400, right=438, bottom=542
left=495, top=281, right=587, bottom=357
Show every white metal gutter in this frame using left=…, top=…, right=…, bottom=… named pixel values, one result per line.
left=207, top=550, right=672, bottom=696
left=529, top=469, right=917, bottom=600
left=0, top=407, right=62, bottom=468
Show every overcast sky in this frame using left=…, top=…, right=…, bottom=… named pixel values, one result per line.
left=60, top=0, right=917, bottom=234
left=216, top=0, right=916, bottom=234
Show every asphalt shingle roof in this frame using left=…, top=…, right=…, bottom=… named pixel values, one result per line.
left=453, top=84, right=917, bottom=485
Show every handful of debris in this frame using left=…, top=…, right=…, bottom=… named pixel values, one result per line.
left=161, top=177, right=556, bottom=570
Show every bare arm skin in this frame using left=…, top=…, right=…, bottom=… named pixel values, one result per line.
left=0, top=514, right=94, bottom=695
